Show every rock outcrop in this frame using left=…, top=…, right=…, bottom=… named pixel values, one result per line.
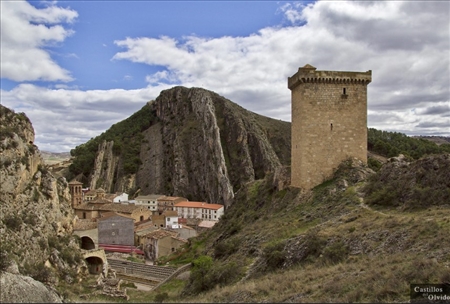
left=0, top=105, right=82, bottom=301
left=0, top=271, right=63, bottom=303
left=82, top=87, right=291, bottom=207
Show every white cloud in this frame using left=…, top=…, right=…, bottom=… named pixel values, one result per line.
left=1, top=0, right=449, bottom=152
left=112, top=1, right=449, bottom=136
left=0, top=84, right=172, bottom=152
left=0, top=0, right=77, bottom=82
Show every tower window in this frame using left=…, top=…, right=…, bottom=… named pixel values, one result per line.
left=343, top=88, right=346, bottom=95
left=330, top=123, right=333, bottom=131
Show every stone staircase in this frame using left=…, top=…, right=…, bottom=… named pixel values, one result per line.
left=108, top=259, right=177, bottom=286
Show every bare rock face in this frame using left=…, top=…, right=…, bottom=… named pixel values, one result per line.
left=88, top=86, right=291, bottom=207
left=0, top=272, right=63, bottom=303
left=0, top=105, right=80, bottom=287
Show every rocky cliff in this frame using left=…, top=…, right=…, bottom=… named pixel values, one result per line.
left=0, top=105, right=82, bottom=302
left=72, top=86, right=291, bottom=206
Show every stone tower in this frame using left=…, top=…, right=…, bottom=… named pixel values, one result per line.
left=68, top=180, right=83, bottom=207
left=288, top=64, right=371, bottom=190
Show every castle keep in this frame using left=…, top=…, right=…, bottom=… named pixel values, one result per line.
left=288, top=64, right=372, bottom=190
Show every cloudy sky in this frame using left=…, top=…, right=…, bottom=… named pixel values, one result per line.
left=1, top=1, right=449, bottom=153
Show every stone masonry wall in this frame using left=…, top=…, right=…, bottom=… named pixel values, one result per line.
left=289, top=65, right=371, bottom=190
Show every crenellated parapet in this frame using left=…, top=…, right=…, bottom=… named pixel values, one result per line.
left=288, top=64, right=371, bottom=89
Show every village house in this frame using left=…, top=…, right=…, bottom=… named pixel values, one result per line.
left=163, top=210, right=179, bottom=229
left=142, top=229, right=187, bottom=261
left=109, top=192, right=129, bottom=203
left=156, top=196, right=188, bottom=214
left=151, top=214, right=165, bottom=228
left=98, top=203, right=151, bottom=222
left=174, top=224, right=197, bottom=239
left=135, top=226, right=158, bottom=248
left=73, top=200, right=110, bottom=220
left=174, top=201, right=224, bottom=221
left=98, top=213, right=134, bottom=246
left=135, top=194, right=165, bottom=212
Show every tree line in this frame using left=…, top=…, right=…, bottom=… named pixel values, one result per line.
left=367, top=128, right=450, bottom=159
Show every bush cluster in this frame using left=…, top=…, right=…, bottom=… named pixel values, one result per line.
left=263, top=240, right=286, bottom=270
left=3, top=214, right=22, bottom=231
left=322, top=240, right=349, bottom=264
left=364, top=155, right=450, bottom=209
left=183, top=255, right=243, bottom=295
left=214, top=237, right=240, bottom=259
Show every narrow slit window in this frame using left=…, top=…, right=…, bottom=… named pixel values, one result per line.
left=330, top=123, right=333, bottom=131
left=343, top=88, right=346, bottom=95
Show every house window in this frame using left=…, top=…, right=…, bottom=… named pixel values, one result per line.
left=140, top=216, right=144, bottom=221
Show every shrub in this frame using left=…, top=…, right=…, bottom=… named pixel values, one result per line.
left=263, top=240, right=286, bottom=270
left=30, top=263, right=52, bottom=283
left=47, top=235, right=63, bottom=251
left=368, top=158, right=382, bottom=171
left=22, top=212, right=38, bottom=226
left=3, top=214, right=22, bottom=231
left=0, top=247, right=11, bottom=271
left=184, top=255, right=213, bottom=294
left=207, top=261, right=242, bottom=287
left=154, top=292, right=169, bottom=303
left=61, top=248, right=75, bottom=265
left=214, top=238, right=239, bottom=259
left=2, top=159, right=12, bottom=168
left=38, top=238, right=47, bottom=250
left=322, top=240, right=349, bottom=264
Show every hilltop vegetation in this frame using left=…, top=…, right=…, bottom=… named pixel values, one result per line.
left=68, top=103, right=158, bottom=182
left=367, top=128, right=450, bottom=159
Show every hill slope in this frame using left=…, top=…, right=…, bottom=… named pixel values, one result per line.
left=166, top=156, right=450, bottom=303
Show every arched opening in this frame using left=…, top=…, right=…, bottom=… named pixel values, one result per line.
left=85, top=256, right=103, bottom=274
left=81, top=236, right=95, bottom=250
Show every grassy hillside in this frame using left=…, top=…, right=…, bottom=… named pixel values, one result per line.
left=68, top=155, right=450, bottom=303
left=174, top=156, right=450, bottom=303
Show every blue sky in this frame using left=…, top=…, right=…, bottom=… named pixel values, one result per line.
left=1, top=1, right=287, bottom=91
left=1, top=1, right=449, bottom=152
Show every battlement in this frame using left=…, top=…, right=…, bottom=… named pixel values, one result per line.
left=288, top=64, right=372, bottom=90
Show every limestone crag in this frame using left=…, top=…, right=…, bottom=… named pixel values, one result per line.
left=0, top=105, right=82, bottom=299
left=90, top=140, right=119, bottom=191
left=154, top=87, right=234, bottom=206
left=88, top=86, right=291, bottom=206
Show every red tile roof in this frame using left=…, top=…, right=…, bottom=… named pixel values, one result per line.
left=174, top=201, right=223, bottom=210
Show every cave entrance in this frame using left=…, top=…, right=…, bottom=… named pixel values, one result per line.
left=85, top=256, right=103, bottom=274
left=81, top=236, right=95, bottom=250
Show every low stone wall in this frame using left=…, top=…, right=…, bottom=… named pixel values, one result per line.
left=152, top=263, right=191, bottom=291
